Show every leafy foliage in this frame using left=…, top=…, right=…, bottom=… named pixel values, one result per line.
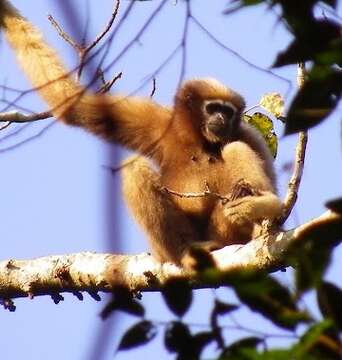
left=222, top=270, right=311, bottom=330
left=244, top=112, right=278, bottom=157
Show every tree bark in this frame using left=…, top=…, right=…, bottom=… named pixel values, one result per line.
left=0, top=210, right=341, bottom=301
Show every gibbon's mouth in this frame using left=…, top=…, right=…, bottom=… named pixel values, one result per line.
left=207, top=114, right=229, bottom=135
left=204, top=114, right=232, bottom=143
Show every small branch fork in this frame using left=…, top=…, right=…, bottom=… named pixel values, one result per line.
left=47, top=0, right=121, bottom=82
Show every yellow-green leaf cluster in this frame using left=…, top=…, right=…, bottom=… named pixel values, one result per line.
left=243, top=112, right=278, bottom=158
left=259, top=92, right=284, bottom=119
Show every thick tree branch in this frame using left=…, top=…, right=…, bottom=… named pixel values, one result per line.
left=0, top=110, right=52, bottom=123
left=0, top=211, right=340, bottom=301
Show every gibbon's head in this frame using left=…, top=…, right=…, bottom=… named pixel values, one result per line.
left=175, top=78, right=245, bottom=144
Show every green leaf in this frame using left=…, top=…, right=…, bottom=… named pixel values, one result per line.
left=286, top=214, right=342, bottom=294
left=162, top=277, right=192, bottom=317
left=221, top=337, right=262, bottom=358
left=262, top=349, right=311, bottom=360
left=316, top=39, right=342, bottom=67
left=326, top=198, right=342, bottom=214
left=223, top=270, right=310, bottom=330
left=322, top=0, right=337, bottom=8
left=259, top=92, right=284, bottom=118
left=117, top=320, right=157, bottom=351
left=100, top=286, right=144, bottom=319
left=210, top=300, right=239, bottom=348
left=293, top=244, right=331, bottom=295
left=223, top=0, right=265, bottom=15
left=191, top=331, right=216, bottom=355
left=210, top=299, right=238, bottom=328
left=274, top=20, right=342, bottom=67
left=285, top=66, right=342, bottom=135
left=292, top=320, right=341, bottom=359
left=220, top=347, right=297, bottom=360
left=243, top=0, right=264, bottom=5
left=293, top=321, right=332, bottom=354
left=243, top=112, right=278, bottom=158
left=212, top=299, right=238, bottom=317
left=164, top=321, right=191, bottom=353
left=317, top=281, right=342, bottom=331
left=164, top=322, right=214, bottom=359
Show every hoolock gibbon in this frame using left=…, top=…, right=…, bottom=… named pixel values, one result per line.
left=0, top=0, right=282, bottom=265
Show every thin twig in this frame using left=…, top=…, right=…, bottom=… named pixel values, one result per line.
left=279, top=63, right=308, bottom=225
left=77, top=0, right=121, bottom=79
left=150, top=78, right=156, bottom=98
left=0, top=122, right=56, bottom=153
left=98, top=72, right=123, bottom=93
left=103, top=0, right=168, bottom=74
left=96, top=68, right=107, bottom=85
left=48, top=1, right=120, bottom=81
left=162, top=185, right=229, bottom=203
left=47, top=15, right=81, bottom=52
left=86, top=0, right=120, bottom=55
left=175, top=0, right=191, bottom=89
left=0, top=123, right=31, bottom=143
left=191, top=15, right=292, bottom=88
left=0, top=122, right=11, bottom=131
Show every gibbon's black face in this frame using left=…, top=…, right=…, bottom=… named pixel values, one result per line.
left=201, top=100, right=239, bottom=144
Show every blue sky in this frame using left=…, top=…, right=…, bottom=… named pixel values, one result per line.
left=0, top=0, right=341, bottom=359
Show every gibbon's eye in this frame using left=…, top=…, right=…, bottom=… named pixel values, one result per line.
left=205, top=102, right=236, bottom=119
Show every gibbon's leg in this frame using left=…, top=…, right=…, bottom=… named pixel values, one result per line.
left=121, top=156, right=199, bottom=263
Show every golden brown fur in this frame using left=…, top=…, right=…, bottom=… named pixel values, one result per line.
left=0, top=1, right=282, bottom=264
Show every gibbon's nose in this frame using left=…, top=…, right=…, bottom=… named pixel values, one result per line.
left=207, top=114, right=227, bottom=134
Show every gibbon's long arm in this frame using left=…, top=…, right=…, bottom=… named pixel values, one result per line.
left=0, top=0, right=171, bottom=156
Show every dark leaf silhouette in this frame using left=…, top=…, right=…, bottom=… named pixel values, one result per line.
left=117, top=321, right=157, bottom=351
left=285, top=66, right=342, bottom=134
left=162, top=277, right=192, bottom=317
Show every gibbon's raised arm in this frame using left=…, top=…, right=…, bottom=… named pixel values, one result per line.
left=0, top=0, right=171, bottom=156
